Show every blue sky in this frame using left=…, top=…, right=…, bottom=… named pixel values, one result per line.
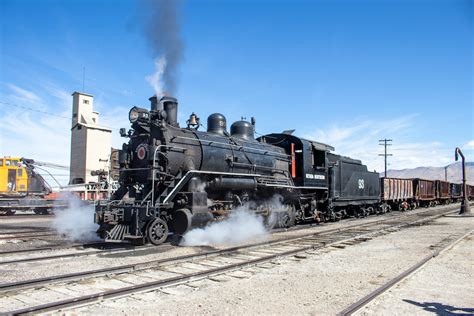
left=0, top=0, right=473, bottom=185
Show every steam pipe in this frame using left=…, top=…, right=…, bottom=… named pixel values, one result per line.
left=455, top=147, right=471, bottom=215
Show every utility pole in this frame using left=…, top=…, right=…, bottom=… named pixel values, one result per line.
left=379, top=139, right=393, bottom=178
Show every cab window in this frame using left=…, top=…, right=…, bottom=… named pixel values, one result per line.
left=18, top=169, right=23, bottom=177
left=0, top=160, right=3, bottom=167
left=12, top=160, right=20, bottom=166
left=5, top=159, right=11, bottom=166
left=312, top=148, right=326, bottom=168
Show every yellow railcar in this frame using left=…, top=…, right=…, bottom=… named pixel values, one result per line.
left=0, top=157, right=56, bottom=215
left=0, top=157, right=29, bottom=194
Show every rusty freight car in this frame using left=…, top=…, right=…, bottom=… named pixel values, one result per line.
left=380, top=177, right=414, bottom=211
left=435, top=180, right=450, bottom=204
left=467, top=184, right=474, bottom=201
left=413, top=178, right=436, bottom=207
left=450, top=183, right=462, bottom=202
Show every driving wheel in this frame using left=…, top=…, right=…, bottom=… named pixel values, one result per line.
left=147, top=218, right=169, bottom=245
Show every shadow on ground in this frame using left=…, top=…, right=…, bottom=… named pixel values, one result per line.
left=403, top=299, right=474, bottom=315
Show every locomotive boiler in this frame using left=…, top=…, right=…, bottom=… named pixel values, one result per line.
left=95, top=96, right=381, bottom=245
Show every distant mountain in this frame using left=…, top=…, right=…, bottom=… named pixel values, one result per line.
left=382, top=162, right=474, bottom=185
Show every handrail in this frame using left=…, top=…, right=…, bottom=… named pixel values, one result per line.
left=151, top=145, right=187, bottom=206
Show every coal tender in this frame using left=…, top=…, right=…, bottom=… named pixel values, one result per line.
left=95, top=96, right=381, bottom=245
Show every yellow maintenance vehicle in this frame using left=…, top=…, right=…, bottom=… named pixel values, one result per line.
left=0, top=157, right=61, bottom=215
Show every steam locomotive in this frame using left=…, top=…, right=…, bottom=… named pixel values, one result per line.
left=95, top=96, right=382, bottom=245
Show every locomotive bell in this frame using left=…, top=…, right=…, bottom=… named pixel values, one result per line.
left=187, top=112, right=200, bottom=128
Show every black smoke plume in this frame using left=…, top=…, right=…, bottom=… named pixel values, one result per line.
left=143, top=0, right=184, bottom=96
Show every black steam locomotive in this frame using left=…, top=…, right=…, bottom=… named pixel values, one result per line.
left=95, top=96, right=380, bottom=245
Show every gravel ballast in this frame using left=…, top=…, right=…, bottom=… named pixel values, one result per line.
left=73, top=215, right=473, bottom=315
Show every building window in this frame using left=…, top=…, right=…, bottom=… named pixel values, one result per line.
left=83, top=100, right=89, bottom=104
left=77, top=125, right=82, bottom=130
left=73, top=113, right=78, bottom=118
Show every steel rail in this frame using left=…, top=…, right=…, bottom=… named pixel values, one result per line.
left=0, top=228, right=55, bottom=235
left=0, top=241, right=120, bottom=256
left=0, top=214, right=53, bottom=219
left=0, top=244, right=86, bottom=256
left=338, top=230, right=473, bottom=316
left=0, top=232, right=58, bottom=240
left=0, top=243, right=167, bottom=266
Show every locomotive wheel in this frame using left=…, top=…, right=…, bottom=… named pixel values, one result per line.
left=264, top=215, right=276, bottom=230
left=172, top=208, right=193, bottom=235
left=367, top=206, right=374, bottom=215
left=276, top=204, right=297, bottom=228
left=147, top=218, right=169, bottom=245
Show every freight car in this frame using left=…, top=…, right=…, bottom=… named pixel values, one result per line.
left=467, top=184, right=474, bottom=200
left=380, top=177, right=414, bottom=211
left=435, top=180, right=450, bottom=204
left=413, top=178, right=437, bottom=207
left=95, top=96, right=382, bottom=245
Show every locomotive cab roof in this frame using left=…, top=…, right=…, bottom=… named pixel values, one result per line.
left=257, top=133, right=334, bottom=152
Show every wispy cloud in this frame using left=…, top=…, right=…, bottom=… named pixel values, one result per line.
left=1, top=83, right=72, bottom=187
left=303, top=114, right=468, bottom=172
left=5, top=83, right=43, bottom=107
left=464, top=140, right=474, bottom=150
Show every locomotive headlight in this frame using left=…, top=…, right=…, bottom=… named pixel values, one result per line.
left=129, top=107, right=149, bottom=123
left=129, top=107, right=139, bottom=123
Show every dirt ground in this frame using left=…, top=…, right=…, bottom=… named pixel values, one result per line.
left=72, top=215, right=473, bottom=315
left=357, top=229, right=474, bottom=315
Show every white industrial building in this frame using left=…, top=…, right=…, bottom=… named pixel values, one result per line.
left=69, top=92, right=112, bottom=184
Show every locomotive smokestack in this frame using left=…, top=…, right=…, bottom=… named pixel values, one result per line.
left=161, top=96, right=178, bottom=127
left=149, top=95, right=162, bottom=111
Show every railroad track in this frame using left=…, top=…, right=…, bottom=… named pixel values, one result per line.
left=0, top=204, right=454, bottom=266
left=0, top=243, right=173, bottom=266
left=0, top=214, right=53, bottom=219
left=0, top=231, right=59, bottom=241
left=0, top=240, right=129, bottom=256
left=0, top=204, right=462, bottom=315
left=338, top=230, right=473, bottom=316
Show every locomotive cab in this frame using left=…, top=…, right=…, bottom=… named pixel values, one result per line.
left=257, top=134, right=333, bottom=188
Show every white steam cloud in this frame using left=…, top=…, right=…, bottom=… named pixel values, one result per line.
left=145, top=56, right=166, bottom=99
left=181, top=208, right=268, bottom=247
left=146, top=56, right=167, bottom=98
left=52, top=194, right=100, bottom=242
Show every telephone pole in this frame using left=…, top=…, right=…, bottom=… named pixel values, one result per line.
left=379, top=139, right=393, bottom=178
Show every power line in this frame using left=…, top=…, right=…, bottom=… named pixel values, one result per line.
left=0, top=100, right=70, bottom=120
left=379, top=139, right=393, bottom=177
